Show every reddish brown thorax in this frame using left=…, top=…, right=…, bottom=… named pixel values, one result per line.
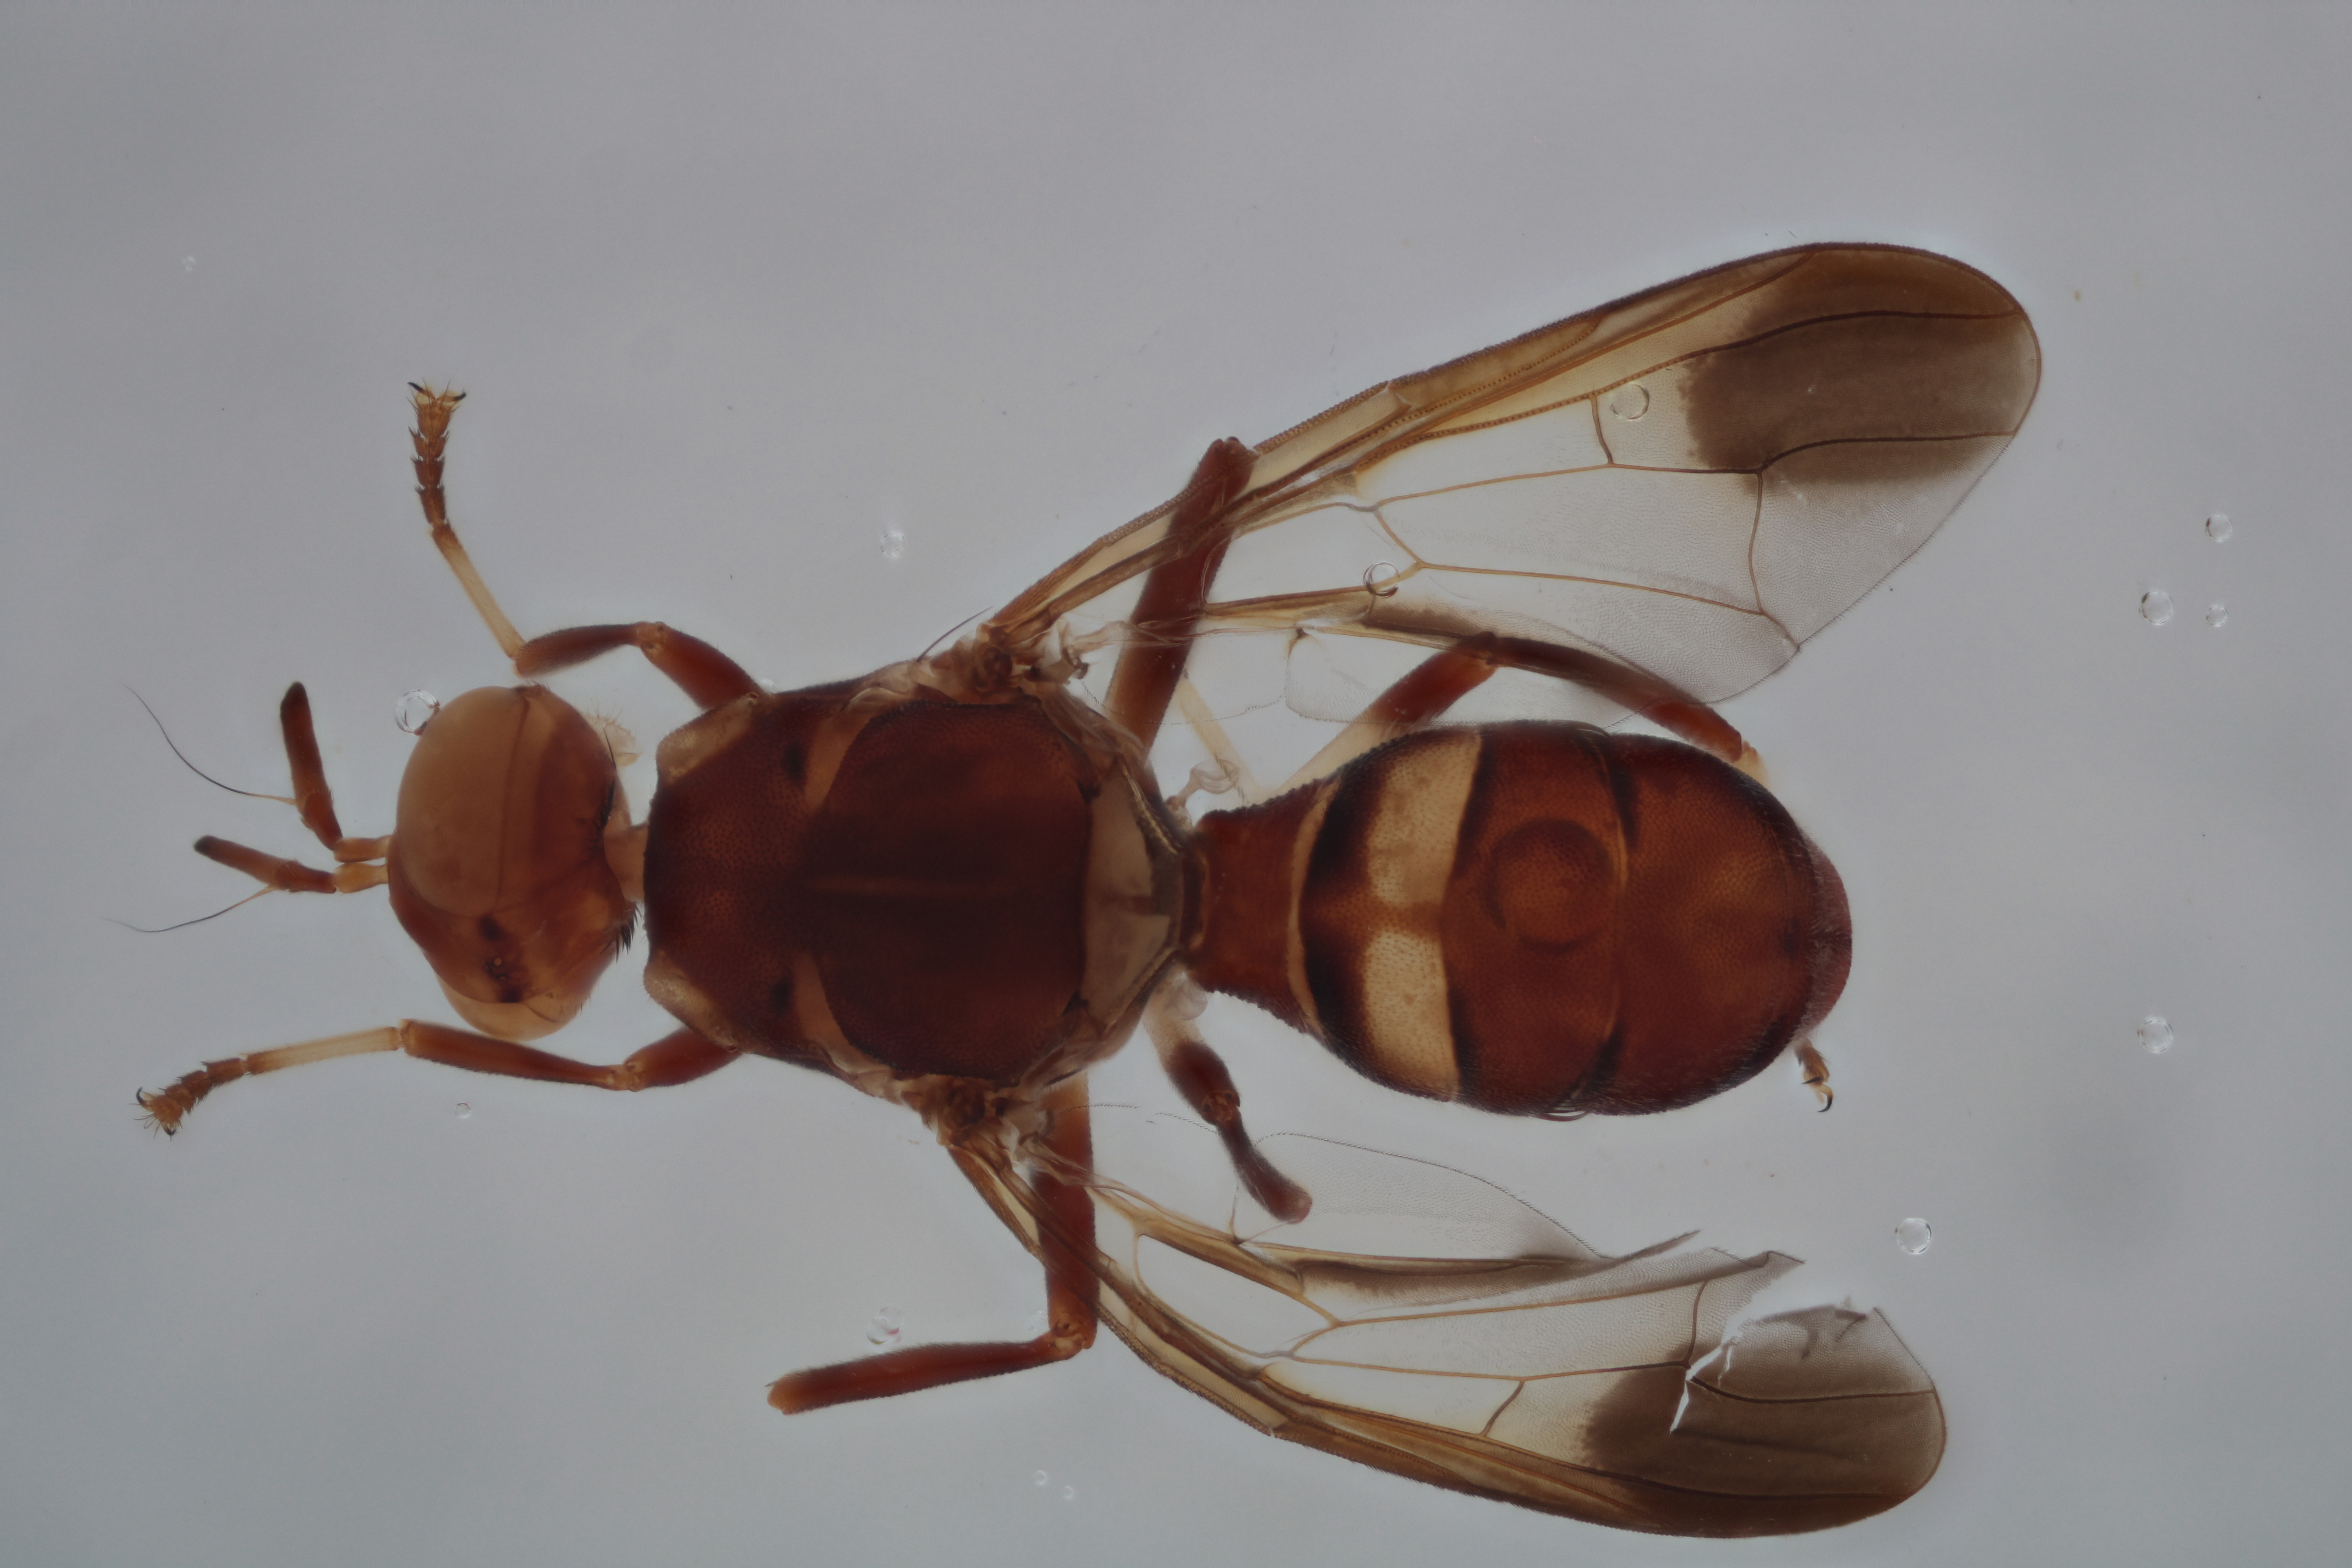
left=640, top=677, right=1182, bottom=1089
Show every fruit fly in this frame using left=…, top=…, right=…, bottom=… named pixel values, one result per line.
left=137, top=245, right=2037, bottom=1536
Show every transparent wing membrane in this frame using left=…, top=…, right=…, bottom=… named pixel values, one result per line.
left=991, top=245, right=2037, bottom=712
left=966, top=1116, right=1942, bottom=1535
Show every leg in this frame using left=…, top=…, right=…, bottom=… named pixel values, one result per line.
left=1274, top=628, right=1765, bottom=795
left=407, top=385, right=760, bottom=710
left=512, top=622, right=760, bottom=711
left=409, top=385, right=524, bottom=658
left=1347, top=586, right=1758, bottom=768
left=1168, top=676, right=1261, bottom=807
left=769, top=1078, right=1101, bottom=1412
left=194, top=834, right=386, bottom=895
left=1794, top=1038, right=1833, bottom=1111
left=1147, top=985, right=1310, bottom=1223
left=279, top=684, right=390, bottom=860
left=136, top=1023, right=738, bottom=1134
left=1279, top=633, right=1505, bottom=792
left=1483, top=633, right=1757, bottom=772
left=1102, top=437, right=1257, bottom=752
left=188, top=681, right=393, bottom=897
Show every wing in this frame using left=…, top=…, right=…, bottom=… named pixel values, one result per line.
left=961, top=1114, right=1942, bottom=1537
left=989, top=244, right=2038, bottom=708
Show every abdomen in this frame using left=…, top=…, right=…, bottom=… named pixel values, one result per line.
left=1185, top=724, right=1850, bottom=1116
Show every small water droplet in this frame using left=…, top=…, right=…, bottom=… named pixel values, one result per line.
left=2138, top=1015, right=2174, bottom=1054
left=878, top=527, right=906, bottom=560
left=1361, top=561, right=1401, bottom=597
left=394, top=691, right=441, bottom=733
left=2205, top=512, right=2233, bottom=542
left=455, top=1102, right=472, bottom=1119
left=2140, top=589, right=2175, bottom=627
left=1608, top=382, right=1650, bottom=421
left=2206, top=602, right=2228, bottom=629
left=181, top=255, right=198, bottom=272
left=1061, top=1484, right=1076, bottom=1501
left=1033, top=1470, right=1049, bottom=1487
left=1894, top=1218, right=1932, bottom=1256
left=865, top=1307, right=902, bottom=1346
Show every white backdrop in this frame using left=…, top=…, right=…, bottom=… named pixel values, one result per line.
left=5, top=6, right=2347, bottom=1565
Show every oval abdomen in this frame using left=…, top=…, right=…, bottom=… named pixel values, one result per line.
left=1187, top=724, right=1850, bottom=1116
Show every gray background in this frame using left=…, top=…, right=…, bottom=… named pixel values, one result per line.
left=5, top=5, right=2347, bottom=1564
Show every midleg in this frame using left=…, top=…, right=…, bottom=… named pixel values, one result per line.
left=136, top=1023, right=739, bottom=1134
left=768, top=1078, right=1102, bottom=1413
left=1102, top=437, right=1257, bottom=751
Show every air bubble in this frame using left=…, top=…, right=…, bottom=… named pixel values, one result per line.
left=2205, top=512, right=2233, bottom=542
left=878, top=527, right=906, bottom=560
left=1062, top=1485, right=1076, bottom=1502
left=2139, top=590, right=2174, bottom=627
left=2206, top=602, right=2228, bottom=629
left=455, top=1102, right=472, bottom=1120
left=394, top=691, right=441, bottom=733
left=1608, top=382, right=1650, bottom=421
left=865, top=1307, right=902, bottom=1346
left=181, top=256, right=198, bottom=272
left=1163, top=973, right=1209, bottom=1021
left=1185, top=760, right=1240, bottom=799
left=1034, top=1470, right=1049, bottom=1487
left=2138, top=1015, right=2174, bottom=1054
left=1894, top=1218, right=1932, bottom=1256
left=1361, top=561, right=1401, bottom=598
